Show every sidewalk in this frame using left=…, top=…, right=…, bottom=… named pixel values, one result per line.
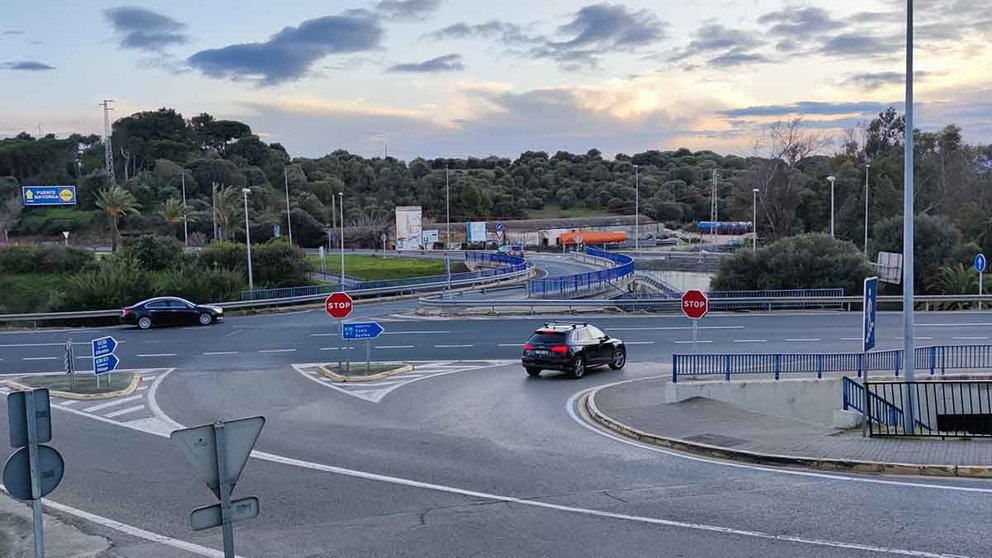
left=587, top=377, right=992, bottom=477
left=0, top=494, right=110, bottom=557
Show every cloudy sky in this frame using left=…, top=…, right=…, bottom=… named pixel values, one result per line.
left=1, top=0, right=990, bottom=158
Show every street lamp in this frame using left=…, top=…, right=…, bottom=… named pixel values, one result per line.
left=284, top=167, right=293, bottom=245
left=634, top=164, right=639, bottom=252
left=864, top=163, right=871, bottom=257
left=826, top=175, right=836, bottom=238
left=338, top=192, right=345, bottom=288
left=445, top=166, right=450, bottom=250
left=181, top=171, right=188, bottom=247
left=752, top=188, right=759, bottom=253
left=241, top=188, right=253, bottom=290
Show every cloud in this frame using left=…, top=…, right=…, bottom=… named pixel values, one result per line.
left=423, top=20, right=530, bottom=43
left=758, top=7, right=836, bottom=39
left=1, top=61, right=55, bottom=71
left=187, top=12, right=383, bottom=85
left=104, top=6, right=188, bottom=52
left=719, top=101, right=891, bottom=118
left=376, top=0, right=440, bottom=21
left=1, top=30, right=24, bottom=36
left=821, top=33, right=900, bottom=57
left=708, top=49, right=771, bottom=68
left=536, top=3, right=667, bottom=67
left=842, top=72, right=939, bottom=91
left=669, top=23, right=763, bottom=61
left=389, top=53, right=465, bottom=73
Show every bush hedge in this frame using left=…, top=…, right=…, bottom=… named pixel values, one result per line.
left=0, top=245, right=95, bottom=274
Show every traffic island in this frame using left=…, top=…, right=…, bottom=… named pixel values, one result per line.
left=6, top=372, right=140, bottom=400
left=316, top=363, right=413, bottom=383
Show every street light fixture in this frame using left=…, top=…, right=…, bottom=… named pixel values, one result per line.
left=445, top=166, right=450, bottom=250
left=338, top=192, right=345, bottom=289
left=181, top=171, right=188, bottom=247
left=241, top=188, right=253, bottom=290
left=864, top=163, right=871, bottom=257
left=752, top=188, right=759, bottom=253
left=634, top=164, right=639, bottom=253
left=826, top=175, right=836, bottom=238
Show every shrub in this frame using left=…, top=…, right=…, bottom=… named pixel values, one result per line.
left=55, top=256, right=155, bottom=310
left=155, top=267, right=244, bottom=303
left=199, top=240, right=310, bottom=287
left=199, top=241, right=245, bottom=272
left=0, top=245, right=95, bottom=273
left=122, top=234, right=183, bottom=271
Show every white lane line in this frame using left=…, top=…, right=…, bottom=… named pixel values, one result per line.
left=497, top=343, right=523, bottom=347
left=58, top=400, right=79, bottom=406
left=258, top=348, right=296, bottom=353
left=319, top=347, right=356, bottom=351
left=786, top=338, right=820, bottom=342
left=840, top=337, right=861, bottom=341
left=733, top=339, right=767, bottom=343
left=137, top=353, right=177, bottom=358
left=673, top=340, right=713, bottom=344
left=624, top=341, right=655, bottom=345
left=310, top=333, right=337, bottom=337
left=0, top=341, right=124, bottom=348
left=434, top=344, right=474, bottom=348
left=83, top=394, right=143, bottom=413
left=953, top=336, right=988, bottom=341
left=136, top=386, right=148, bottom=391
left=374, top=345, right=414, bottom=349
left=76, top=355, right=92, bottom=360
left=608, top=326, right=745, bottom=331
left=22, top=357, right=56, bottom=361
left=203, top=351, right=238, bottom=356
left=0, top=486, right=236, bottom=558
left=918, top=322, right=992, bottom=327
left=383, top=331, right=450, bottom=335
left=104, top=404, right=145, bottom=418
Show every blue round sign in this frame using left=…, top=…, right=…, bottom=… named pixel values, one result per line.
left=976, top=253, right=987, bottom=274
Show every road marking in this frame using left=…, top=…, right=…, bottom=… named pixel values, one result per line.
left=840, top=337, right=861, bottom=341
left=58, top=400, right=78, bottom=406
left=203, top=351, right=238, bottom=356
left=137, top=353, right=177, bottom=357
left=22, top=356, right=56, bottom=361
left=497, top=343, right=523, bottom=347
left=83, top=395, right=143, bottom=413
left=786, top=338, right=820, bottom=342
left=953, top=336, right=988, bottom=341
left=917, top=322, right=992, bottom=327
left=673, top=340, right=713, bottom=344
left=76, top=355, right=92, bottom=360
left=104, top=404, right=145, bottom=418
left=258, top=348, right=296, bottom=353
left=434, top=344, right=474, bottom=348
left=624, top=341, right=655, bottom=345
left=733, top=339, right=767, bottom=343
left=383, top=330, right=450, bottom=335
left=375, top=345, right=414, bottom=349
left=136, top=386, right=148, bottom=391
left=310, top=333, right=338, bottom=337
left=0, top=341, right=124, bottom=348
left=319, top=346, right=356, bottom=351
left=607, top=326, right=745, bottom=331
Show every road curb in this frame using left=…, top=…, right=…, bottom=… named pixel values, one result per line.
left=5, top=372, right=141, bottom=400
left=316, top=364, right=413, bottom=383
left=583, top=387, right=992, bottom=478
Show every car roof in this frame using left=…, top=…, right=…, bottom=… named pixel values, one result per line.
left=535, top=322, right=588, bottom=332
left=135, top=296, right=194, bottom=306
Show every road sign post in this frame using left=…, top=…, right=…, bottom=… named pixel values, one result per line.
left=976, top=253, right=986, bottom=310
left=863, top=277, right=878, bottom=354
left=170, top=417, right=265, bottom=558
left=681, top=290, right=709, bottom=353
left=64, top=338, right=74, bottom=390
left=326, top=292, right=353, bottom=372
left=496, top=222, right=505, bottom=244
left=342, top=322, right=384, bottom=374
left=92, top=336, right=119, bottom=388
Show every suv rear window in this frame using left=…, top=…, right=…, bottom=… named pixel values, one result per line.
left=528, top=331, right=567, bottom=344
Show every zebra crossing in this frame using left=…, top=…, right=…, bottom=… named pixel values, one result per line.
left=293, top=360, right=510, bottom=403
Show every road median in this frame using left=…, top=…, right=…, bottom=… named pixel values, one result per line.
left=6, top=371, right=141, bottom=400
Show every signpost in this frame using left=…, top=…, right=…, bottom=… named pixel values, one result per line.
left=976, top=253, right=986, bottom=310
left=863, top=277, right=878, bottom=353
left=21, top=186, right=77, bottom=206
left=170, top=416, right=265, bottom=558
left=91, top=336, right=119, bottom=388
left=325, top=292, right=354, bottom=372
left=681, top=290, right=708, bottom=352
left=342, top=321, right=384, bottom=373
left=64, top=338, right=75, bottom=390
left=496, top=222, right=505, bottom=243
left=4, top=388, right=64, bottom=558
left=273, top=224, right=281, bottom=238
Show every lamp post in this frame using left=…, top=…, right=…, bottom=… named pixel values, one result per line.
left=902, top=0, right=918, bottom=430
left=864, top=163, right=871, bottom=257
left=827, top=175, right=836, bottom=238
left=634, top=164, right=639, bottom=252
left=241, top=188, right=253, bottom=290
left=752, top=188, right=759, bottom=253
left=339, top=192, right=345, bottom=289
left=445, top=166, right=450, bottom=250
left=181, top=171, right=188, bottom=247
left=284, top=167, right=293, bottom=245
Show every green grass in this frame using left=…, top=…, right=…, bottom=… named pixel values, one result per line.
left=16, top=372, right=136, bottom=394
left=526, top=204, right=613, bottom=219
left=0, top=273, right=67, bottom=313
left=307, top=254, right=448, bottom=281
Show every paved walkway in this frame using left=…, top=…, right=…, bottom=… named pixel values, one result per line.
left=591, top=377, right=992, bottom=470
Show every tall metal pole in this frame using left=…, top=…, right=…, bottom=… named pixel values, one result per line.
left=634, top=164, right=639, bottom=252
left=827, top=176, right=836, bottom=238
left=864, top=163, right=870, bottom=257
left=445, top=167, right=450, bottom=250
left=902, top=0, right=917, bottom=432
left=100, top=100, right=115, bottom=185
left=213, top=423, right=236, bottom=558
left=242, top=189, right=253, bottom=290
left=211, top=184, right=218, bottom=241
left=181, top=172, right=188, bottom=247
left=284, top=167, right=293, bottom=245
left=339, top=192, right=345, bottom=288
left=26, top=393, right=44, bottom=558
left=752, top=188, right=759, bottom=253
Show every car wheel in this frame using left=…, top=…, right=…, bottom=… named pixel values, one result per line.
left=198, top=313, right=213, bottom=326
left=526, top=367, right=541, bottom=377
left=137, top=316, right=152, bottom=330
left=608, top=348, right=626, bottom=370
left=570, top=356, right=586, bottom=379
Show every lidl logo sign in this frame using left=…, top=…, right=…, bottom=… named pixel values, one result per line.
left=22, top=186, right=77, bottom=206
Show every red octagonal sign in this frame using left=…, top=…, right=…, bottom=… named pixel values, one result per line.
left=681, top=290, right=708, bottom=319
left=325, top=292, right=353, bottom=319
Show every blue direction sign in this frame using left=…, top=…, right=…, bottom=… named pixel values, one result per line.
left=91, top=336, right=117, bottom=358
left=94, top=354, right=120, bottom=375
left=273, top=224, right=281, bottom=238
left=342, top=322, right=384, bottom=340
left=92, top=336, right=119, bottom=376
left=975, top=253, right=986, bottom=274
left=22, top=186, right=77, bottom=206
left=863, top=277, right=878, bottom=352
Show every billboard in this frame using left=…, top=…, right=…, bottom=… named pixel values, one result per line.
left=23, top=186, right=77, bottom=206
left=395, top=206, right=423, bottom=250
left=422, top=229, right=439, bottom=245
left=466, top=221, right=487, bottom=243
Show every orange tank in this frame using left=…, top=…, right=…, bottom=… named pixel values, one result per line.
left=558, top=230, right=628, bottom=245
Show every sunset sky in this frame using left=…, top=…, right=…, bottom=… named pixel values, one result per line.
left=1, top=0, right=990, bottom=158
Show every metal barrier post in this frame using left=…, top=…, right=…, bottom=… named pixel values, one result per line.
left=816, top=354, right=823, bottom=379
left=774, top=354, right=780, bottom=381
left=672, top=356, right=678, bottom=383
left=724, top=355, right=731, bottom=381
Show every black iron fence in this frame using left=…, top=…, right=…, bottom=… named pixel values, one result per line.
left=865, top=380, right=992, bottom=437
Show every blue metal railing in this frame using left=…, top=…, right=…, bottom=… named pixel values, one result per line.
left=527, top=248, right=634, bottom=298
left=241, top=252, right=527, bottom=301
left=672, top=345, right=992, bottom=383
left=842, top=377, right=902, bottom=426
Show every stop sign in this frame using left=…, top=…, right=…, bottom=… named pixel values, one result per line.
left=325, top=292, right=353, bottom=319
left=681, top=290, right=708, bottom=319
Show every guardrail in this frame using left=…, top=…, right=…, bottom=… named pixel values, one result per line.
left=526, top=248, right=634, bottom=298
left=672, top=344, right=992, bottom=383
left=863, top=380, right=992, bottom=437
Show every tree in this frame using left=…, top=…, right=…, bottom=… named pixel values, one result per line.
left=872, top=214, right=978, bottom=293
left=159, top=198, right=186, bottom=239
left=211, top=183, right=240, bottom=241
left=95, top=185, right=140, bottom=251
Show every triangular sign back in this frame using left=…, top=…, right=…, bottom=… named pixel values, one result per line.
left=170, top=416, right=265, bottom=499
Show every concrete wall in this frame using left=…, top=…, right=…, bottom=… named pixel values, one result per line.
left=651, top=271, right=713, bottom=292
left=665, top=377, right=846, bottom=427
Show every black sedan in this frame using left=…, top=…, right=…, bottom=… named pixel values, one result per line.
left=522, top=322, right=626, bottom=378
left=121, top=297, right=224, bottom=330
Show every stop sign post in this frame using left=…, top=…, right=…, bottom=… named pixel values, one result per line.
left=681, top=290, right=708, bottom=352
left=325, top=292, right=353, bottom=371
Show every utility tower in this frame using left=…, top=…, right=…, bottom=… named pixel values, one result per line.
left=710, top=169, right=719, bottom=245
left=101, top=100, right=115, bottom=185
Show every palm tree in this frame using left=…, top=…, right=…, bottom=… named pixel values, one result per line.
left=159, top=198, right=186, bottom=239
left=95, top=185, right=140, bottom=251
left=211, top=183, right=240, bottom=241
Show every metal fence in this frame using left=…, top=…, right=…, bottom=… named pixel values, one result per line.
left=842, top=377, right=903, bottom=427
left=526, top=248, right=634, bottom=298
left=617, top=288, right=845, bottom=311
left=864, top=380, right=992, bottom=437
left=672, top=344, right=992, bottom=383
left=242, top=252, right=527, bottom=301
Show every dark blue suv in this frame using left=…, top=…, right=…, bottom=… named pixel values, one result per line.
left=522, top=323, right=626, bottom=378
